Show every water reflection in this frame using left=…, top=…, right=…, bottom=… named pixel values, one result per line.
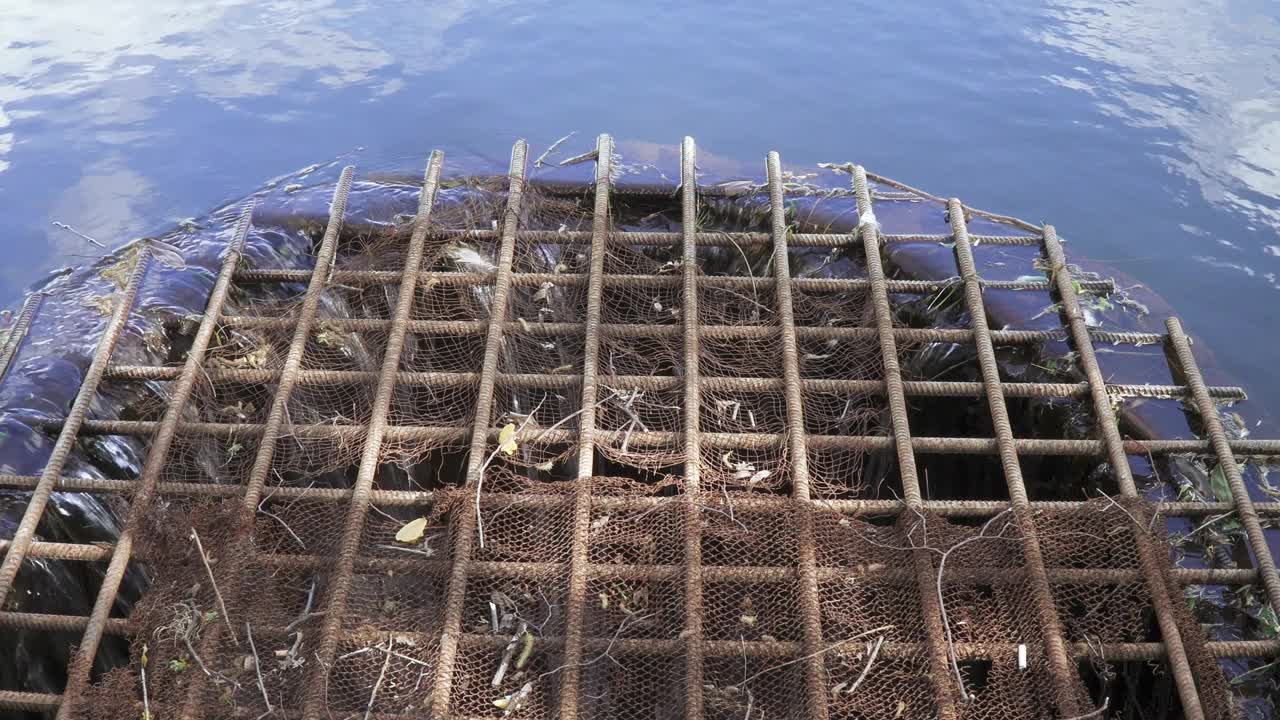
left=1035, top=0, right=1280, bottom=281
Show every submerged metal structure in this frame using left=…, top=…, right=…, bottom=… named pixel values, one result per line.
left=0, top=135, right=1278, bottom=719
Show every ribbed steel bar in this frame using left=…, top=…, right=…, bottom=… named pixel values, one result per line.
left=238, top=227, right=1037, bottom=248
left=55, top=203, right=256, bottom=720
left=558, top=134, right=613, bottom=719
left=0, top=291, right=44, bottom=380
left=1041, top=224, right=1207, bottom=718
left=300, top=151, right=445, bottom=719
left=2, top=638, right=1277, bottom=715
left=57, top=417, right=1280, bottom=456
left=948, top=199, right=1084, bottom=716
left=0, top=245, right=151, bottom=600
left=1167, top=317, right=1280, bottom=616
left=767, top=151, right=829, bottom=720
left=102, top=363, right=1248, bottom=401
left=429, top=140, right=528, bottom=718
left=0, top=536, right=1264, bottom=589
left=213, top=313, right=1169, bottom=346
left=180, top=167, right=355, bottom=720
left=679, top=137, right=707, bottom=720
left=854, top=165, right=958, bottom=717
left=235, top=266, right=1113, bottom=294
left=7, top=472, right=1280, bottom=521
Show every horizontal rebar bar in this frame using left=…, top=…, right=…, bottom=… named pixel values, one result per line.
left=50, top=418, right=1280, bottom=455
left=294, top=227, right=1039, bottom=248
left=1, top=538, right=1257, bottom=588
left=213, top=314, right=1168, bottom=346
left=235, top=267, right=1110, bottom=294
left=0, top=634, right=1273, bottom=715
left=2, top=474, right=1277, bottom=518
left=102, top=364, right=1248, bottom=401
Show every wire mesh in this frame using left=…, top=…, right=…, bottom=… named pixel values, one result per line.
left=1, top=136, right=1278, bottom=720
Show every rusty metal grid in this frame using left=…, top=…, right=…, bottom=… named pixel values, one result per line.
left=0, top=135, right=1277, bottom=719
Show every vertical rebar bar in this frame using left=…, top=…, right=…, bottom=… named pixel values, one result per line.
left=299, top=152, right=445, bottom=719
left=429, top=140, right=528, bottom=718
left=948, top=199, right=1082, bottom=716
left=1167, top=316, right=1280, bottom=614
left=55, top=204, right=256, bottom=720
left=1041, top=226, right=1207, bottom=718
left=180, top=167, right=354, bottom=719
left=852, top=167, right=958, bottom=719
left=557, top=134, right=613, bottom=719
left=679, top=136, right=706, bottom=720
left=0, top=291, right=44, bottom=381
left=0, top=246, right=151, bottom=599
left=766, top=152, right=829, bottom=720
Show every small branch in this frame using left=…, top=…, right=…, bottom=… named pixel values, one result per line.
left=140, top=644, right=152, bottom=720
left=493, top=621, right=527, bottom=687
left=190, top=528, right=237, bottom=645
left=537, top=612, right=654, bottom=682
left=476, top=398, right=545, bottom=549
left=182, top=633, right=233, bottom=687
left=845, top=635, right=885, bottom=697
left=364, top=634, right=394, bottom=720
left=1062, top=698, right=1110, bottom=720
left=730, top=625, right=894, bottom=689
left=534, top=131, right=576, bottom=167
left=558, top=150, right=598, bottom=167
left=246, top=623, right=273, bottom=715
left=477, top=395, right=610, bottom=548
left=51, top=221, right=105, bottom=248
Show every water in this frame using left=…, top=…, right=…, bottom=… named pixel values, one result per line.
left=2, top=0, right=1279, bottom=407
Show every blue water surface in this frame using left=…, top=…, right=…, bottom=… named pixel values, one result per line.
left=1, top=0, right=1279, bottom=406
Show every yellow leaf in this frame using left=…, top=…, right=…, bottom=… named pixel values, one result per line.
left=395, top=517, right=429, bottom=544
left=498, top=423, right=519, bottom=455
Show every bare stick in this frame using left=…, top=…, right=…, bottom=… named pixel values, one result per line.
left=365, top=634, right=394, bottom=720
left=477, top=396, right=609, bottom=547
left=140, top=644, right=152, bottom=720
left=932, top=510, right=1014, bottom=700
left=190, top=527, right=237, bottom=645
left=475, top=398, right=545, bottom=549
left=259, top=500, right=306, bottom=550
left=51, top=220, right=106, bottom=248
left=493, top=620, right=527, bottom=687
left=246, top=623, right=273, bottom=715
left=1062, top=698, right=1110, bottom=720
left=558, top=150, right=598, bottom=168
left=537, top=612, right=655, bottom=681
left=534, top=131, right=576, bottom=167
left=183, top=633, right=232, bottom=686
left=730, top=624, right=894, bottom=689
left=845, top=635, right=884, bottom=696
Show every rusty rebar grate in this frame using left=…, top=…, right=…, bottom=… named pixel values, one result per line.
left=1, top=136, right=1279, bottom=719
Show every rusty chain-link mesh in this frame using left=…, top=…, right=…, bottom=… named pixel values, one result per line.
left=2, top=137, right=1277, bottom=720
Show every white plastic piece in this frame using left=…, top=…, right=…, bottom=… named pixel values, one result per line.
left=858, top=210, right=879, bottom=228
left=1018, top=643, right=1027, bottom=671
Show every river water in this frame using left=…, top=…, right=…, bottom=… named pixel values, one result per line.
left=1, top=0, right=1279, bottom=404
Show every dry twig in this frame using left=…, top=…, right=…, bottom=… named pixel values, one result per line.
left=365, top=634, right=394, bottom=720
left=246, top=622, right=273, bottom=716
left=190, top=528, right=237, bottom=645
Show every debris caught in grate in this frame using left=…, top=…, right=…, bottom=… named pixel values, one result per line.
left=1, top=135, right=1279, bottom=720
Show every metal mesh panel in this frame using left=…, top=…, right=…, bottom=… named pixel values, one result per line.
left=1, top=136, right=1278, bottom=720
